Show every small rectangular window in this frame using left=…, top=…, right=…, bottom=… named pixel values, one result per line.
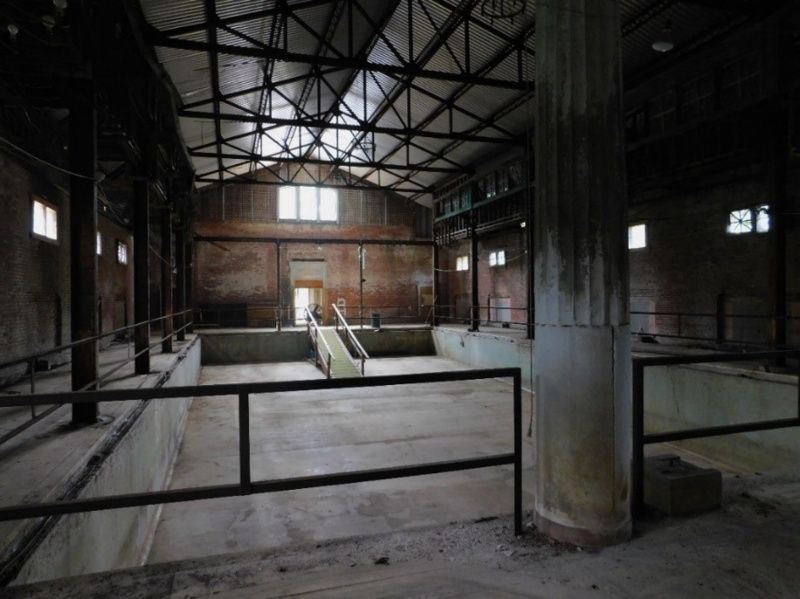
left=278, top=186, right=297, bottom=220
left=116, top=241, right=128, bottom=265
left=628, top=224, right=647, bottom=249
left=456, top=256, right=469, bottom=271
left=319, top=188, right=338, bottom=221
left=755, top=205, right=770, bottom=233
left=489, top=250, right=506, bottom=267
left=278, top=185, right=338, bottom=222
left=727, top=209, right=753, bottom=234
left=32, top=197, right=58, bottom=240
left=299, top=186, right=317, bottom=220
left=96, top=232, right=102, bottom=256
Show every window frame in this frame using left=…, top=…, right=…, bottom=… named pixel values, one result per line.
left=456, top=255, right=469, bottom=272
left=31, top=195, right=59, bottom=243
left=277, top=185, right=339, bottom=223
left=116, top=240, right=129, bottom=265
left=628, top=223, right=647, bottom=250
left=489, top=250, right=506, bottom=267
left=96, top=231, right=103, bottom=256
left=727, top=205, right=770, bottom=236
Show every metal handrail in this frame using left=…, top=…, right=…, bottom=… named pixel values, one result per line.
left=0, top=310, right=194, bottom=447
left=0, top=309, right=194, bottom=372
left=0, top=368, right=524, bottom=539
left=631, top=348, right=800, bottom=517
left=305, top=306, right=334, bottom=378
left=331, top=303, right=369, bottom=376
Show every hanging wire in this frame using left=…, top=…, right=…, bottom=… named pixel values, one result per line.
left=0, top=134, right=97, bottom=181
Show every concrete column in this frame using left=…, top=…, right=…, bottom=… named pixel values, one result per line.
left=533, top=0, right=631, bottom=546
left=69, top=82, right=99, bottom=424
left=175, top=214, right=186, bottom=342
left=161, top=207, right=173, bottom=353
left=133, top=180, right=150, bottom=374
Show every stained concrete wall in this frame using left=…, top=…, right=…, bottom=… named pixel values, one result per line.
left=643, top=362, right=799, bottom=471
left=12, top=338, right=201, bottom=585
left=350, top=328, right=435, bottom=357
left=431, top=328, right=534, bottom=389
left=200, top=331, right=309, bottom=365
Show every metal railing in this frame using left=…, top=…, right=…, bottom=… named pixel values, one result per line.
left=434, top=304, right=531, bottom=328
left=632, top=349, right=800, bottom=516
left=331, top=303, right=370, bottom=376
left=630, top=310, right=799, bottom=348
left=195, top=304, right=291, bottom=329
left=0, top=309, right=194, bottom=446
left=0, top=368, right=524, bottom=537
left=305, top=306, right=333, bottom=378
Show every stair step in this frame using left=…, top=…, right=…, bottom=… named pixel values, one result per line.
left=317, top=328, right=362, bottom=378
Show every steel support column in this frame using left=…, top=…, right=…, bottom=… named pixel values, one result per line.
left=68, top=81, right=99, bottom=424
left=359, top=242, right=364, bottom=329
left=186, top=228, right=194, bottom=334
left=470, top=214, right=479, bottom=332
left=276, top=241, right=282, bottom=332
left=175, top=212, right=186, bottom=342
left=433, top=244, right=440, bottom=326
left=768, top=100, right=789, bottom=358
left=134, top=180, right=150, bottom=374
left=161, top=207, right=174, bottom=353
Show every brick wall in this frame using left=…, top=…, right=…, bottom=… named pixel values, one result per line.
left=192, top=173, right=433, bottom=327
left=436, top=175, right=798, bottom=347
left=97, top=214, right=134, bottom=340
left=0, top=154, right=135, bottom=382
left=0, top=154, right=70, bottom=372
left=439, top=227, right=529, bottom=327
left=630, top=175, right=800, bottom=346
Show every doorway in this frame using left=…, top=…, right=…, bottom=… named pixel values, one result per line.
left=294, top=286, right=324, bottom=325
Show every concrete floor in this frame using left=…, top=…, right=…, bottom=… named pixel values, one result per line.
left=11, top=468, right=800, bottom=597
left=0, top=336, right=196, bottom=553
left=147, top=356, right=534, bottom=563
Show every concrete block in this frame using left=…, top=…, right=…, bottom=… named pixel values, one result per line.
left=644, top=455, right=722, bottom=516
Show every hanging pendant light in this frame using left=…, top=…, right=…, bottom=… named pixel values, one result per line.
left=480, top=0, right=526, bottom=25
left=652, top=21, right=675, bottom=53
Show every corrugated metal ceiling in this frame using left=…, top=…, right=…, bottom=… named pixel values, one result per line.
left=139, top=0, right=744, bottom=201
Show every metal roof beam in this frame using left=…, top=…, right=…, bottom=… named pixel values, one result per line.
left=194, top=176, right=432, bottom=194
left=156, top=0, right=339, bottom=39
left=179, top=110, right=520, bottom=144
left=189, top=151, right=468, bottom=173
left=148, top=31, right=531, bottom=90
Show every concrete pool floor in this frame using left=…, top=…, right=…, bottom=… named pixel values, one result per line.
left=147, top=356, right=535, bottom=564
left=12, top=467, right=800, bottom=597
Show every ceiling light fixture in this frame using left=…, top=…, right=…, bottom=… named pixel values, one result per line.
left=7, top=23, right=19, bottom=42
left=652, top=21, right=675, bottom=53
left=41, top=14, right=56, bottom=34
left=480, top=0, right=525, bottom=25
